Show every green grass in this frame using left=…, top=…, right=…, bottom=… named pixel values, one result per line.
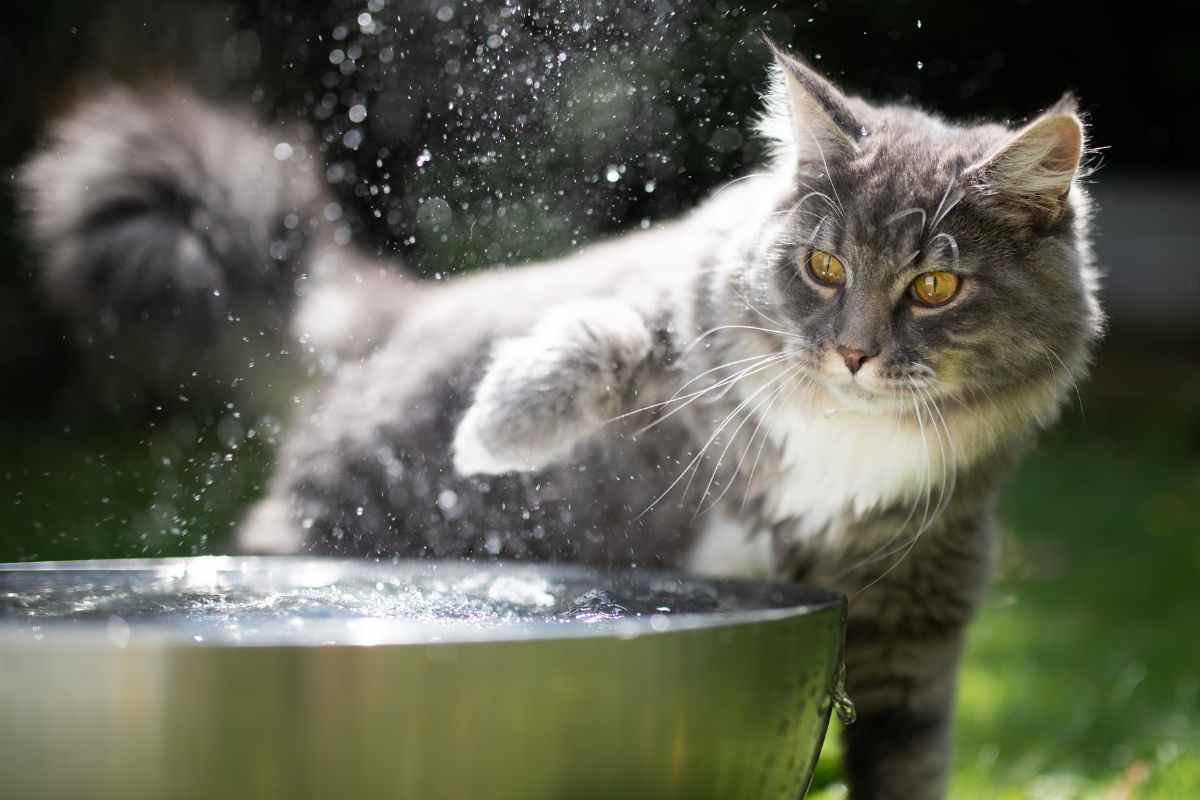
left=0, top=411, right=274, bottom=561
left=2, top=341, right=1197, bottom=798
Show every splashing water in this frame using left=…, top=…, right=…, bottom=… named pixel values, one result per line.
left=0, top=558, right=827, bottom=648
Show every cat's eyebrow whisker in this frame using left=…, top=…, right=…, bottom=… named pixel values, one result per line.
left=929, top=175, right=963, bottom=232
left=801, top=127, right=847, bottom=218
left=794, top=187, right=841, bottom=219
left=883, top=207, right=927, bottom=231
left=807, top=214, right=831, bottom=246
left=794, top=176, right=842, bottom=209
left=768, top=203, right=828, bottom=224
left=929, top=232, right=960, bottom=269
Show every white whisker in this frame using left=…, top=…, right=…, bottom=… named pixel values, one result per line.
left=636, top=362, right=794, bottom=519
left=625, top=354, right=789, bottom=436
left=682, top=324, right=804, bottom=352
left=929, top=175, right=963, bottom=232
left=713, top=171, right=771, bottom=199
left=883, top=206, right=927, bottom=231
left=741, top=373, right=809, bottom=512
left=696, top=365, right=802, bottom=517
left=929, top=232, right=960, bottom=269
left=802, top=129, right=846, bottom=218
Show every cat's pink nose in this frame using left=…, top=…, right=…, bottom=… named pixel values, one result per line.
left=837, top=347, right=872, bottom=375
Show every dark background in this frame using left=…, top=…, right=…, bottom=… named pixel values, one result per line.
left=2, top=0, right=1198, bottom=412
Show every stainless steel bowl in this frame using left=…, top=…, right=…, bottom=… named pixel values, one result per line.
left=0, top=557, right=844, bottom=800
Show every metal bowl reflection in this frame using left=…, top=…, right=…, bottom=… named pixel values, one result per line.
left=0, top=556, right=843, bottom=800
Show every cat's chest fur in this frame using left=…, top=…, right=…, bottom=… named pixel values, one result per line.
left=686, top=397, right=947, bottom=577
left=760, top=401, right=941, bottom=532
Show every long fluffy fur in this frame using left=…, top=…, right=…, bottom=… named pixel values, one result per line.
left=20, top=86, right=325, bottom=407
left=21, top=41, right=1104, bottom=800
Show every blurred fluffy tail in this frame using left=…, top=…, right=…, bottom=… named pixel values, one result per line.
left=19, top=85, right=326, bottom=407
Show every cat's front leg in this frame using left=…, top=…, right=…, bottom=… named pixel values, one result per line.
left=453, top=299, right=657, bottom=475
left=838, top=518, right=992, bottom=800
left=841, top=622, right=964, bottom=800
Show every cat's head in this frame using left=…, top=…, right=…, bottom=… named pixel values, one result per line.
left=748, top=40, right=1103, bottom=422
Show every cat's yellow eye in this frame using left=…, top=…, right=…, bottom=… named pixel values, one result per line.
left=910, top=271, right=960, bottom=306
left=808, top=249, right=845, bottom=287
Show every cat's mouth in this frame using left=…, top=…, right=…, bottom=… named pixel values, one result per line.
left=807, top=362, right=943, bottom=416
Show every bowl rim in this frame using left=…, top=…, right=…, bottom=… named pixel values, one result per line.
left=0, top=555, right=844, bottom=650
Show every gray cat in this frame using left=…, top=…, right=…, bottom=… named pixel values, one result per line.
left=21, top=41, right=1102, bottom=799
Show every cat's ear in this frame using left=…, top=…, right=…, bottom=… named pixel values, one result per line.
left=966, top=102, right=1085, bottom=225
left=758, top=36, right=863, bottom=162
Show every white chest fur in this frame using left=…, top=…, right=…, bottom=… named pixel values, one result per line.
left=760, top=399, right=948, bottom=533
left=684, top=372, right=1060, bottom=578
left=687, top=396, right=957, bottom=578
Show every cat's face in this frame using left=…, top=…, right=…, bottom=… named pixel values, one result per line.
left=753, top=45, right=1101, bottom=416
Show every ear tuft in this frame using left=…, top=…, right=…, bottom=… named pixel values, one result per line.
left=968, top=110, right=1085, bottom=225
left=756, top=36, right=863, bottom=165
left=1047, top=92, right=1080, bottom=116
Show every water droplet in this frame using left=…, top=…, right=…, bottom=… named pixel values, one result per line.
left=917, top=61, right=924, bottom=70
left=348, top=104, right=367, bottom=123
left=605, top=165, right=620, bottom=183
left=833, top=663, right=857, bottom=725
left=437, top=489, right=459, bottom=512
left=273, top=142, right=293, bottom=161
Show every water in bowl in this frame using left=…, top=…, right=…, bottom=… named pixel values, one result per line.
left=0, top=557, right=805, bottom=647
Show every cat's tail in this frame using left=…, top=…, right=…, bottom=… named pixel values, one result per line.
left=19, top=84, right=329, bottom=408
